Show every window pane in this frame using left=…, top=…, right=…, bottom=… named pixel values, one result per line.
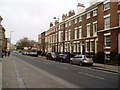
left=79, top=16, right=82, bottom=22
left=87, top=13, right=90, bottom=19
left=93, top=10, right=97, bottom=16
left=119, top=14, right=120, bottom=26
left=91, top=41, right=94, bottom=52
left=86, top=42, right=90, bottom=51
left=105, top=36, right=110, bottom=47
left=79, top=28, right=82, bottom=39
left=93, top=23, right=97, bottom=32
left=104, top=3, right=110, bottom=10
left=104, top=17, right=110, bottom=29
left=87, top=25, right=90, bottom=37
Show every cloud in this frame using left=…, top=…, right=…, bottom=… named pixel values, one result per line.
left=0, top=0, right=92, bottom=44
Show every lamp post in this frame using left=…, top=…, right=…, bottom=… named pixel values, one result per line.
left=54, top=16, right=59, bottom=53
left=10, top=31, right=14, bottom=51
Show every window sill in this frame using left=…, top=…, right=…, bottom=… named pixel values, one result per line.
left=79, top=20, right=82, bottom=23
left=93, top=14, right=97, bottom=17
left=87, top=17, right=90, bottom=19
left=104, top=8, right=110, bottom=12
left=104, top=47, right=110, bottom=49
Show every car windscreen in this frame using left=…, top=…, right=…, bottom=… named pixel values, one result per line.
left=51, top=53, right=57, bottom=55
left=59, top=54, right=67, bottom=56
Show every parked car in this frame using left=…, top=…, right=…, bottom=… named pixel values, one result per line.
left=46, top=52, right=58, bottom=60
left=70, top=55, right=93, bottom=66
left=22, top=52, right=28, bottom=55
left=29, top=52, right=38, bottom=57
left=57, top=54, right=71, bottom=63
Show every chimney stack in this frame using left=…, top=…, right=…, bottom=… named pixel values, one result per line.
left=0, top=16, right=3, bottom=23
left=62, top=14, right=68, bottom=21
left=50, top=22, right=53, bottom=27
left=89, top=0, right=97, bottom=6
left=55, top=20, right=58, bottom=25
left=68, top=10, right=75, bottom=17
left=77, top=3, right=85, bottom=14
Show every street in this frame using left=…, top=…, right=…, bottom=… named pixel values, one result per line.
left=2, top=53, right=119, bottom=89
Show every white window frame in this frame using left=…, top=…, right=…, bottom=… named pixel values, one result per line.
left=86, top=41, right=89, bottom=52
left=87, top=13, right=91, bottom=19
left=75, top=18, right=77, bottom=24
left=69, top=30, right=71, bottom=40
left=105, top=52, right=110, bottom=60
left=77, top=43, right=80, bottom=52
left=79, top=16, right=82, bottom=22
left=104, top=34, right=110, bottom=49
left=93, top=9, right=97, bottom=17
left=87, top=23, right=91, bottom=37
left=65, top=31, right=67, bottom=41
left=90, top=40, right=94, bottom=52
left=79, top=26, right=82, bottom=39
left=104, top=2, right=110, bottom=11
left=93, top=21, right=97, bottom=33
left=69, top=21, right=71, bottom=26
left=73, top=43, right=76, bottom=52
left=104, top=15, right=110, bottom=29
left=75, top=28, right=77, bottom=40
left=65, top=22, right=68, bottom=27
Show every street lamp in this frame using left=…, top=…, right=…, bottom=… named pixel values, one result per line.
left=54, top=16, right=59, bottom=53
left=10, top=31, right=14, bottom=51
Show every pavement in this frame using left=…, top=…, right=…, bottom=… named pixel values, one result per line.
left=2, top=55, right=71, bottom=88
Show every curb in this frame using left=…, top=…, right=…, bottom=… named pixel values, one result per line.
left=91, top=67, right=119, bottom=73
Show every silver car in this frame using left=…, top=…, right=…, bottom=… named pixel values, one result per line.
left=70, top=55, right=93, bottom=66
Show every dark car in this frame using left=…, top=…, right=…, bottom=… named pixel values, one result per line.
left=46, top=52, right=58, bottom=60
left=57, top=54, right=71, bottom=63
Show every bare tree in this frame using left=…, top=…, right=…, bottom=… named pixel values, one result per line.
left=16, top=37, right=36, bottom=50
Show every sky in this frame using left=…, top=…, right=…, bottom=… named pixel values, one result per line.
left=0, top=0, right=103, bottom=44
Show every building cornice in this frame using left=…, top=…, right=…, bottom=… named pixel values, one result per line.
left=98, top=26, right=120, bottom=33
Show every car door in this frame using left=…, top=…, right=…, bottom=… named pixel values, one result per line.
left=72, top=55, right=79, bottom=64
left=75, top=55, right=82, bottom=64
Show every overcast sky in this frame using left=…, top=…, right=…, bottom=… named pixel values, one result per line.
left=0, top=0, right=103, bottom=44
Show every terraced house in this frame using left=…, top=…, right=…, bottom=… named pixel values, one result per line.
left=0, top=16, right=6, bottom=58
left=38, top=0, right=120, bottom=65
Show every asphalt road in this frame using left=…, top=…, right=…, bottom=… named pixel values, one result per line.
left=12, top=53, right=118, bottom=88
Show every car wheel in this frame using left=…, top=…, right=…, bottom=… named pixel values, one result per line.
left=79, top=62, right=83, bottom=66
left=90, top=63, right=93, bottom=66
left=60, top=59, right=63, bottom=63
left=65, top=59, right=69, bottom=63
left=70, top=60, right=73, bottom=64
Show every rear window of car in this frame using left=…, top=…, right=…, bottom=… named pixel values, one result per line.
left=74, top=55, right=82, bottom=58
left=84, top=56, right=91, bottom=58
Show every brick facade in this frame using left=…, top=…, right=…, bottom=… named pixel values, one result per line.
left=38, top=0, right=120, bottom=65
